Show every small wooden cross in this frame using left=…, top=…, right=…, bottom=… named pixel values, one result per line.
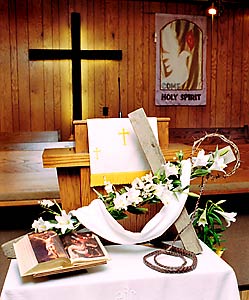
left=128, top=108, right=202, bottom=254
left=29, top=12, right=122, bottom=121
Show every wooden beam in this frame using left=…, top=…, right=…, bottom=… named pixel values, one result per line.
left=128, top=108, right=202, bottom=254
left=42, top=144, right=193, bottom=168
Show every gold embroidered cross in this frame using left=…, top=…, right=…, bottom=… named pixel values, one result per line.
left=93, top=147, right=101, bottom=159
left=118, top=128, right=129, bottom=145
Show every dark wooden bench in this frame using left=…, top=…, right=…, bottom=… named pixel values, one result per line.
left=169, top=125, right=249, bottom=145
left=0, top=131, right=74, bottom=206
left=169, top=126, right=249, bottom=196
left=0, top=131, right=61, bottom=143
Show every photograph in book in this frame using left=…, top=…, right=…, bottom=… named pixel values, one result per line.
left=14, top=230, right=109, bottom=277
left=60, top=231, right=109, bottom=263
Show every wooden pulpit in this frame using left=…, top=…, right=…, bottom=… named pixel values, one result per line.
left=42, top=110, right=201, bottom=253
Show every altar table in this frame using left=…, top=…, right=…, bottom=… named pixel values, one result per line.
left=1, top=241, right=240, bottom=300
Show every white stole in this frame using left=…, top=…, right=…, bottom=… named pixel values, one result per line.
left=87, top=118, right=158, bottom=187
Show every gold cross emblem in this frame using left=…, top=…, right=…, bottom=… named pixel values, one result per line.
left=93, top=147, right=101, bottom=160
left=118, top=128, right=130, bottom=146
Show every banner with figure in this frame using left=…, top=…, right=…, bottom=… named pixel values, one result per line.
left=155, top=14, right=207, bottom=106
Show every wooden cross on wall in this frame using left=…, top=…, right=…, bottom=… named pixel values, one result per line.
left=29, top=12, right=122, bottom=121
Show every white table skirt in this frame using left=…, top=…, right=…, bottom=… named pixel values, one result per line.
left=1, top=241, right=240, bottom=300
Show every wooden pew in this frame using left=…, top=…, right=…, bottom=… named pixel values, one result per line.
left=0, top=131, right=74, bottom=207
left=169, top=126, right=249, bottom=196
left=0, top=131, right=60, bottom=143
left=169, top=125, right=249, bottom=145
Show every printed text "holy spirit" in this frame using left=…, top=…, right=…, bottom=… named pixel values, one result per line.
left=161, top=93, right=202, bottom=101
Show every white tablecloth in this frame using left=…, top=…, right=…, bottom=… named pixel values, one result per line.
left=1, top=241, right=240, bottom=300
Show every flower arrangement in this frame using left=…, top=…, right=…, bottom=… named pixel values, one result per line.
left=32, top=136, right=238, bottom=252
left=191, top=199, right=237, bottom=253
left=32, top=200, right=81, bottom=235
left=94, top=147, right=231, bottom=220
left=94, top=151, right=187, bottom=220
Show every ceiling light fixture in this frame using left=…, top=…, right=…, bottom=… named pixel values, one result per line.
left=207, top=2, right=218, bottom=16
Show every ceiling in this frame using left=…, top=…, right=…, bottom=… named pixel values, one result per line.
left=169, top=0, right=249, bottom=6
left=142, top=0, right=249, bottom=7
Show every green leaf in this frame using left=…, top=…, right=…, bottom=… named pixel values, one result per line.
left=209, top=213, right=223, bottom=226
left=188, top=192, right=200, bottom=198
left=173, top=179, right=181, bottom=186
left=48, top=220, right=57, bottom=224
left=181, top=185, right=190, bottom=191
left=127, top=206, right=148, bottom=215
left=176, top=150, right=184, bottom=161
left=191, top=168, right=210, bottom=178
left=212, top=232, right=222, bottom=245
left=219, top=148, right=229, bottom=157
left=109, top=210, right=128, bottom=220
left=207, top=215, right=214, bottom=227
left=93, top=188, right=103, bottom=198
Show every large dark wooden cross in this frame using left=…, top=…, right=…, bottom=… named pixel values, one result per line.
left=29, top=12, right=122, bottom=121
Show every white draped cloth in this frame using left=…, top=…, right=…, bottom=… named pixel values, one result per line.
left=72, top=159, right=191, bottom=244
left=1, top=242, right=240, bottom=300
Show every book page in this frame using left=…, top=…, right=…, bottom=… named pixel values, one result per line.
left=14, top=231, right=109, bottom=277
left=61, top=231, right=109, bottom=264
left=14, top=231, right=71, bottom=277
left=14, top=234, right=39, bottom=276
left=28, top=231, right=68, bottom=263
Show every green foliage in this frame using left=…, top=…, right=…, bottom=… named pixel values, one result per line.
left=192, top=200, right=227, bottom=252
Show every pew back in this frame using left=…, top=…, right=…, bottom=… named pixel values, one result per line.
left=169, top=126, right=249, bottom=195
left=0, top=131, right=60, bottom=143
left=169, top=125, right=249, bottom=144
left=0, top=131, right=74, bottom=206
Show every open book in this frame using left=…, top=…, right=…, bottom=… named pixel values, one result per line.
left=14, top=230, right=110, bottom=277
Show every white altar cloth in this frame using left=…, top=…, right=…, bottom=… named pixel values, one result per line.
left=1, top=241, right=240, bottom=300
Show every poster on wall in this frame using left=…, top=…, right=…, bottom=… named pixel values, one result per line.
left=155, top=14, right=207, bottom=106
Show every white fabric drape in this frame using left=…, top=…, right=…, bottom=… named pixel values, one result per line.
left=72, top=159, right=191, bottom=244
left=1, top=242, right=240, bottom=300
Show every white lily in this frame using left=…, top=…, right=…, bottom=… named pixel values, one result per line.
left=192, top=149, right=210, bottom=168
left=163, top=162, right=178, bottom=177
left=141, top=172, right=154, bottom=183
left=132, top=177, right=145, bottom=190
left=114, top=192, right=129, bottom=210
left=154, top=184, right=175, bottom=206
left=197, top=208, right=208, bottom=227
left=54, top=210, right=75, bottom=234
left=126, top=187, right=142, bottom=205
left=209, top=155, right=227, bottom=173
left=104, top=181, right=114, bottom=194
left=38, top=199, right=55, bottom=208
left=214, top=210, right=237, bottom=227
left=32, top=217, right=52, bottom=232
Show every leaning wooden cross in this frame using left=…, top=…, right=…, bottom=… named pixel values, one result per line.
left=128, top=108, right=202, bottom=254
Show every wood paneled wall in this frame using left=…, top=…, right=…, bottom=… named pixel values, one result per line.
left=0, top=0, right=248, bottom=140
